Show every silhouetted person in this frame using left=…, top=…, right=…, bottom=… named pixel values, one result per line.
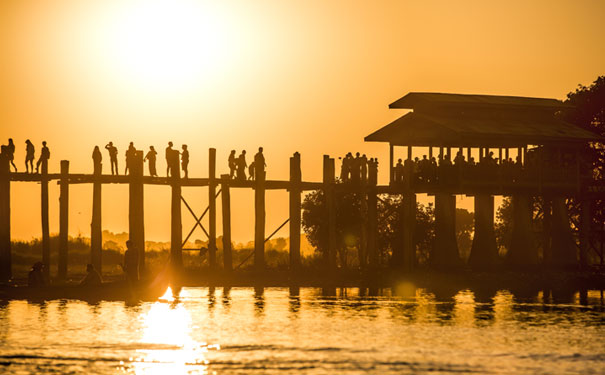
left=125, top=142, right=136, bottom=175
left=123, top=240, right=139, bottom=283
left=165, top=142, right=175, bottom=177
left=236, top=150, right=247, bottom=181
left=80, top=264, right=102, bottom=286
left=27, top=262, right=47, bottom=287
left=340, top=153, right=351, bottom=182
left=105, top=142, right=118, bottom=175
left=92, top=146, right=102, bottom=174
left=35, top=141, right=50, bottom=173
left=254, top=147, right=266, bottom=180
left=228, top=150, right=237, bottom=179
left=352, top=152, right=362, bottom=183
left=361, top=154, right=368, bottom=182
left=25, top=139, right=35, bottom=173
left=181, top=144, right=189, bottom=178
left=394, top=158, right=404, bottom=183
left=145, top=146, right=158, bottom=177
left=248, top=161, right=255, bottom=180
left=7, top=138, right=16, bottom=172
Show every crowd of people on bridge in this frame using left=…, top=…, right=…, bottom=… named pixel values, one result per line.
left=95, top=141, right=191, bottom=178
left=0, top=138, right=51, bottom=173
left=338, top=152, right=378, bottom=183
left=228, top=147, right=266, bottom=181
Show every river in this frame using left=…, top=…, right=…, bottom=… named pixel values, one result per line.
left=0, top=286, right=603, bottom=374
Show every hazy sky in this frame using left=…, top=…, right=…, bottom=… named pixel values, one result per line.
left=1, top=0, right=604, bottom=242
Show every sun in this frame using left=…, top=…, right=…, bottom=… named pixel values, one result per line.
left=106, top=0, right=236, bottom=92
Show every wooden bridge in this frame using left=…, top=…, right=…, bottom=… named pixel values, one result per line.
left=0, top=92, right=603, bottom=282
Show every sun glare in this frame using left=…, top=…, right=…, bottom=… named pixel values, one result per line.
left=107, top=0, right=237, bottom=91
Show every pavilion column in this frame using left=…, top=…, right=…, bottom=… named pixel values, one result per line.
left=431, top=193, right=461, bottom=268
left=468, top=194, right=499, bottom=270
left=507, top=195, right=538, bottom=267
left=550, top=197, right=578, bottom=268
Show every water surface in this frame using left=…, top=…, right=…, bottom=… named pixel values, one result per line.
left=0, top=286, right=603, bottom=374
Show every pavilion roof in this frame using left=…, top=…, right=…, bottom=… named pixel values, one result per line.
left=365, top=92, right=602, bottom=147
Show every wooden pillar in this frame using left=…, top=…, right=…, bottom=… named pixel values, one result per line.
left=129, top=151, right=145, bottom=270
left=208, top=148, right=217, bottom=269
left=170, top=157, right=182, bottom=268
left=367, top=161, right=378, bottom=268
left=431, top=193, right=461, bottom=269
left=254, top=166, right=266, bottom=270
left=579, top=199, right=591, bottom=269
left=220, top=174, right=232, bottom=271
left=498, top=148, right=503, bottom=162
left=359, top=180, right=368, bottom=269
left=389, top=143, right=394, bottom=185
left=91, top=160, right=102, bottom=274
left=402, top=192, right=416, bottom=271
left=407, top=146, right=412, bottom=160
left=41, top=158, right=50, bottom=279
left=507, top=195, right=538, bottom=267
left=429, top=147, right=433, bottom=159
left=0, top=154, right=11, bottom=282
left=289, top=152, right=302, bottom=270
left=468, top=194, right=499, bottom=270
left=58, top=160, right=69, bottom=280
left=550, top=197, right=578, bottom=268
left=505, top=148, right=510, bottom=160
left=542, top=198, right=552, bottom=265
left=467, top=147, right=471, bottom=160
left=323, top=155, right=336, bottom=269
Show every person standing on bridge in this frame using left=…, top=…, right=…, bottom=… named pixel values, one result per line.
left=105, top=142, right=119, bottom=175
left=181, top=144, right=189, bottom=178
left=124, top=142, right=136, bottom=175
left=6, top=138, right=17, bottom=172
left=228, top=150, right=237, bottom=179
left=165, top=142, right=175, bottom=177
left=145, top=146, right=158, bottom=177
left=92, top=146, right=102, bottom=174
left=254, top=147, right=266, bottom=180
left=24, top=140, right=35, bottom=173
left=236, top=150, right=247, bottom=181
left=35, top=141, right=50, bottom=173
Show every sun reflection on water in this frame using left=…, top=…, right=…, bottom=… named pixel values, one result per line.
left=127, top=286, right=219, bottom=374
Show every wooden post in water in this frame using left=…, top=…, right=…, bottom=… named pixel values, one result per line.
left=58, top=160, right=69, bottom=280
left=0, top=154, right=11, bottom=282
left=579, top=199, right=591, bottom=269
left=129, top=151, right=145, bottom=270
left=323, top=156, right=336, bottom=269
left=41, top=158, right=50, bottom=279
left=170, top=156, right=183, bottom=268
left=220, top=174, right=232, bottom=271
left=367, top=161, right=378, bottom=268
left=91, top=158, right=102, bottom=274
left=289, top=152, right=302, bottom=271
left=208, top=148, right=217, bottom=269
left=254, top=167, right=266, bottom=270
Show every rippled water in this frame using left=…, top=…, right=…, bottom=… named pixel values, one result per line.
left=0, top=286, right=604, bottom=374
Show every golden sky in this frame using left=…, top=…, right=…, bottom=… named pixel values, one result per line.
left=1, top=0, right=604, bottom=242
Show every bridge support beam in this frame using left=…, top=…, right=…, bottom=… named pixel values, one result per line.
left=367, top=161, right=378, bottom=269
left=431, top=193, right=461, bottom=268
left=58, top=160, right=69, bottom=280
left=91, top=171, right=102, bottom=274
left=170, top=159, right=182, bottom=269
left=41, top=159, right=51, bottom=279
left=129, top=152, right=145, bottom=271
left=220, top=174, right=232, bottom=271
left=507, top=195, right=538, bottom=267
left=468, top=194, right=499, bottom=270
left=550, top=197, right=577, bottom=268
left=289, top=152, right=301, bottom=271
left=208, top=148, right=217, bottom=269
left=0, top=155, right=11, bottom=282
left=254, top=168, right=265, bottom=270
left=323, top=156, right=337, bottom=269
left=579, top=199, right=590, bottom=269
